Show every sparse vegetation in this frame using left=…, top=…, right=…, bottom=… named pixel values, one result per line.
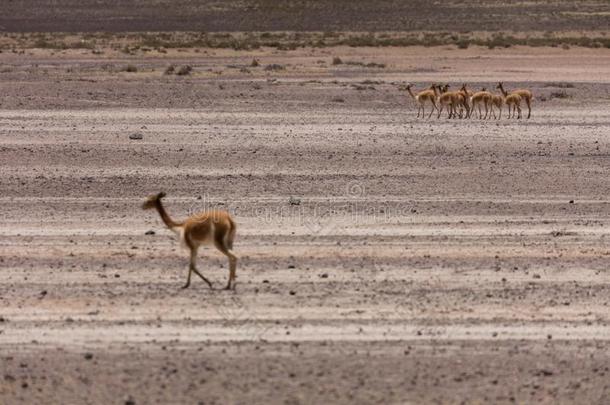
left=176, top=65, right=192, bottom=75
left=550, top=91, right=572, bottom=99
left=122, top=64, right=138, bottom=73
left=264, top=63, right=285, bottom=71
left=456, top=39, right=470, bottom=49
left=544, top=82, right=575, bottom=88
left=0, top=31, right=609, bottom=52
left=164, top=65, right=175, bottom=75
left=344, top=61, right=386, bottom=69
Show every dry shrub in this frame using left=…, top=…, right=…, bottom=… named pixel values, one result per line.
left=176, top=65, right=192, bottom=75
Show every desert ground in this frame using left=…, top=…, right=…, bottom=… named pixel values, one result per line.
left=1, top=44, right=610, bottom=404
left=1, top=0, right=609, bottom=32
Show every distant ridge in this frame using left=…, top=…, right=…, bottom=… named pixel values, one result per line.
left=0, top=0, right=608, bottom=32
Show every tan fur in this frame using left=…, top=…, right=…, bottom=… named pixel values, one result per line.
left=405, top=84, right=438, bottom=119
left=497, top=82, right=533, bottom=118
left=437, top=84, right=467, bottom=119
left=489, top=93, right=503, bottom=119
left=142, top=192, right=238, bottom=290
left=469, top=90, right=493, bottom=119
left=457, top=84, right=471, bottom=118
left=504, top=93, right=523, bottom=119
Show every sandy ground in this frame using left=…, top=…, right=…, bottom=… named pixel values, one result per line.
left=1, top=46, right=610, bottom=404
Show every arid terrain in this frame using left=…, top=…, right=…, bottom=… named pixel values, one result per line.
left=1, top=44, right=610, bottom=404
left=1, top=0, right=610, bottom=32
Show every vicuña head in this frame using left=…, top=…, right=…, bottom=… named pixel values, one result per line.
left=142, top=191, right=166, bottom=210
left=142, top=191, right=238, bottom=291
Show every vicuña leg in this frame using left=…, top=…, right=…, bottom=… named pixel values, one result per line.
left=186, top=246, right=213, bottom=289
left=427, top=101, right=437, bottom=119
left=214, top=238, right=238, bottom=290
left=183, top=248, right=195, bottom=288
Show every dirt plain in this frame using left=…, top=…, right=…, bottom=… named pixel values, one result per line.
left=1, top=44, right=610, bottom=404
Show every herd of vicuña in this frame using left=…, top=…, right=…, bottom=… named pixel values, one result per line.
left=405, top=82, right=533, bottom=119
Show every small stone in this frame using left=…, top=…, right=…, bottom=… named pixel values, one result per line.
left=288, top=196, right=301, bottom=206
left=129, top=133, right=143, bottom=140
left=568, top=200, right=574, bottom=204
left=84, top=353, right=93, bottom=360
left=289, top=290, right=296, bottom=296
left=319, top=273, right=329, bottom=278
left=287, top=265, right=295, bottom=269
left=144, top=230, right=155, bottom=235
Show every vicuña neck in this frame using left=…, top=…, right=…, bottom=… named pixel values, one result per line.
left=155, top=199, right=181, bottom=228
left=406, top=87, right=417, bottom=100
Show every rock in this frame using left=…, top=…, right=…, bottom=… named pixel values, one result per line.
left=289, top=290, right=296, bottom=295
left=84, top=353, right=93, bottom=360
left=129, top=133, right=143, bottom=140
left=319, top=273, right=329, bottom=278
left=288, top=196, right=301, bottom=205
left=144, top=230, right=155, bottom=235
